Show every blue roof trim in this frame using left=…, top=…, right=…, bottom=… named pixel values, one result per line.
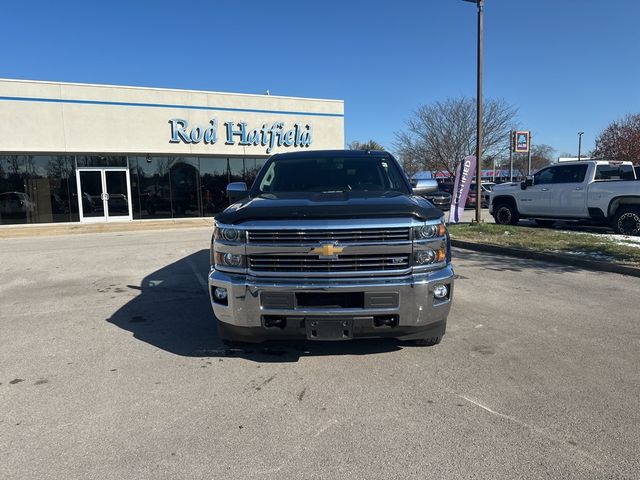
left=0, top=95, right=344, bottom=118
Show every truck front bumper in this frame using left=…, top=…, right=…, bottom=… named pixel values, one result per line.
left=208, top=266, right=454, bottom=342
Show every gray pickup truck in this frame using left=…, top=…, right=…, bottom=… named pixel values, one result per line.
left=208, top=150, right=454, bottom=345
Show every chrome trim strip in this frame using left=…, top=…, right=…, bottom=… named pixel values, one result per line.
left=217, top=217, right=443, bottom=230
left=246, top=267, right=412, bottom=278
left=246, top=243, right=412, bottom=255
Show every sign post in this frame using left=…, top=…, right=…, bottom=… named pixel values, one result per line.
left=509, top=130, right=514, bottom=181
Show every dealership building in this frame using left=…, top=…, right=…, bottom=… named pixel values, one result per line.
left=0, top=78, right=344, bottom=225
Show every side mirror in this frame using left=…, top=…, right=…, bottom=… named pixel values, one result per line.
left=520, top=176, right=533, bottom=190
left=226, top=182, right=248, bottom=203
left=412, top=178, right=439, bottom=196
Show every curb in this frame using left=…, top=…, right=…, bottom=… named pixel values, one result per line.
left=451, top=239, right=640, bottom=278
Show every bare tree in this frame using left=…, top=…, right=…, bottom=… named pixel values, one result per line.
left=349, top=139, right=385, bottom=151
left=399, top=155, right=422, bottom=179
left=593, top=113, right=640, bottom=163
left=394, top=97, right=517, bottom=177
left=512, top=143, right=555, bottom=174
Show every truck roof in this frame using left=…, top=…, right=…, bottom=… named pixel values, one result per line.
left=550, top=160, right=634, bottom=167
left=270, top=149, right=391, bottom=160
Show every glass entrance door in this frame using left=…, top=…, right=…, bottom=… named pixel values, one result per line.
left=76, top=168, right=132, bottom=222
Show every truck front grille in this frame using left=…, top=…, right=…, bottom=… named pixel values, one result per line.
left=248, top=254, right=410, bottom=273
left=247, top=228, right=410, bottom=244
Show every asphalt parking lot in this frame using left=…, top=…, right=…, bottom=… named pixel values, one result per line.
left=1, top=227, right=639, bottom=480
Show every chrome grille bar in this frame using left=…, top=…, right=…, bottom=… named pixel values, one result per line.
left=247, top=228, right=410, bottom=244
left=248, top=254, right=410, bottom=273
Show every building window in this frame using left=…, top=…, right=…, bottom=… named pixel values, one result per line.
left=169, top=157, right=201, bottom=218
left=199, top=157, right=229, bottom=216
left=76, top=156, right=127, bottom=168
left=129, top=156, right=172, bottom=219
left=0, top=153, right=269, bottom=224
left=0, top=155, right=76, bottom=225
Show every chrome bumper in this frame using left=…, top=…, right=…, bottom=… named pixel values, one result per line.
left=208, top=266, right=454, bottom=332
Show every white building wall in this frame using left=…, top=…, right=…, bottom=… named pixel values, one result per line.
left=0, top=79, right=344, bottom=155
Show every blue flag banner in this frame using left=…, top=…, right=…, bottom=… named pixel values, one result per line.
left=448, top=155, right=477, bottom=224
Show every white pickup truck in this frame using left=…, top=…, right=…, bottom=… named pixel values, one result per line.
left=489, top=160, right=640, bottom=235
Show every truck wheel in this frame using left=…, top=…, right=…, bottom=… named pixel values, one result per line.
left=493, top=203, right=519, bottom=225
left=535, top=219, right=555, bottom=228
left=613, top=207, right=640, bottom=236
left=413, top=336, right=442, bottom=347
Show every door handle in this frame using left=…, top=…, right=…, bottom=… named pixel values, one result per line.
left=575, top=187, right=584, bottom=191
left=541, top=188, right=550, bottom=191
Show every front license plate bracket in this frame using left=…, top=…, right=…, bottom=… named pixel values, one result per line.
left=306, top=318, right=353, bottom=341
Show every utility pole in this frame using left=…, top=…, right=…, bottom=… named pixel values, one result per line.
left=509, top=130, right=514, bottom=181
left=475, top=0, right=483, bottom=223
left=578, top=131, right=584, bottom=161
left=463, top=0, right=484, bottom=220
left=462, top=0, right=484, bottom=222
left=527, top=133, right=532, bottom=175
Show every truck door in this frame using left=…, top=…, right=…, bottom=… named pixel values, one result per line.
left=546, top=164, right=589, bottom=217
left=518, top=167, right=554, bottom=215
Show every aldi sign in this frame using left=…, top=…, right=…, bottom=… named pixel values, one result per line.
left=514, top=131, right=530, bottom=153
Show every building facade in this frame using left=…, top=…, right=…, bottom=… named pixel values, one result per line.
left=0, top=79, right=344, bottom=225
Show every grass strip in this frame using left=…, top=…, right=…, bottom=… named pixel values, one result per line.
left=448, top=223, right=640, bottom=265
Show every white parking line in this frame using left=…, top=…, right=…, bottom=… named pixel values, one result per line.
left=186, top=256, right=208, bottom=294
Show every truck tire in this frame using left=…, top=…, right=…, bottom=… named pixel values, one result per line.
left=493, top=203, right=520, bottom=225
left=535, top=219, right=556, bottom=228
left=613, top=206, right=640, bottom=236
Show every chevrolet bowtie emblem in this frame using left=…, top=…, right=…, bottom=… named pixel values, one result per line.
left=310, top=244, right=344, bottom=258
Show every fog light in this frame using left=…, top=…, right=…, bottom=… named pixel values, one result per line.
left=214, top=287, right=228, bottom=301
left=415, top=249, right=436, bottom=265
left=223, top=253, right=242, bottom=267
left=433, top=284, right=448, bottom=299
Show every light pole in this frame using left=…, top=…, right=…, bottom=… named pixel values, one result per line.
left=578, top=131, right=584, bottom=161
left=463, top=0, right=483, bottom=223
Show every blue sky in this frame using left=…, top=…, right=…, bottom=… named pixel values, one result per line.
left=1, top=0, right=639, bottom=158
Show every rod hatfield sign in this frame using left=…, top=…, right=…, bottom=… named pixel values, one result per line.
left=168, top=118, right=312, bottom=154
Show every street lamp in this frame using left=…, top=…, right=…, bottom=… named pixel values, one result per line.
left=578, top=131, right=584, bottom=161
left=463, top=0, right=484, bottom=223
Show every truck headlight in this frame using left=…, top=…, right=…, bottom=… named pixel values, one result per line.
left=414, top=247, right=446, bottom=265
left=214, top=251, right=245, bottom=268
left=415, top=249, right=436, bottom=265
left=414, top=222, right=446, bottom=240
left=214, top=225, right=245, bottom=243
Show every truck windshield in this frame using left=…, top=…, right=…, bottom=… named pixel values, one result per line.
left=254, top=156, right=410, bottom=194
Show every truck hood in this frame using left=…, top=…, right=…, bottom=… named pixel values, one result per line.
left=215, top=191, right=443, bottom=224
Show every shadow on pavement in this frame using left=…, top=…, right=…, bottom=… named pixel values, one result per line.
left=107, top=249, right=406, bottom=362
